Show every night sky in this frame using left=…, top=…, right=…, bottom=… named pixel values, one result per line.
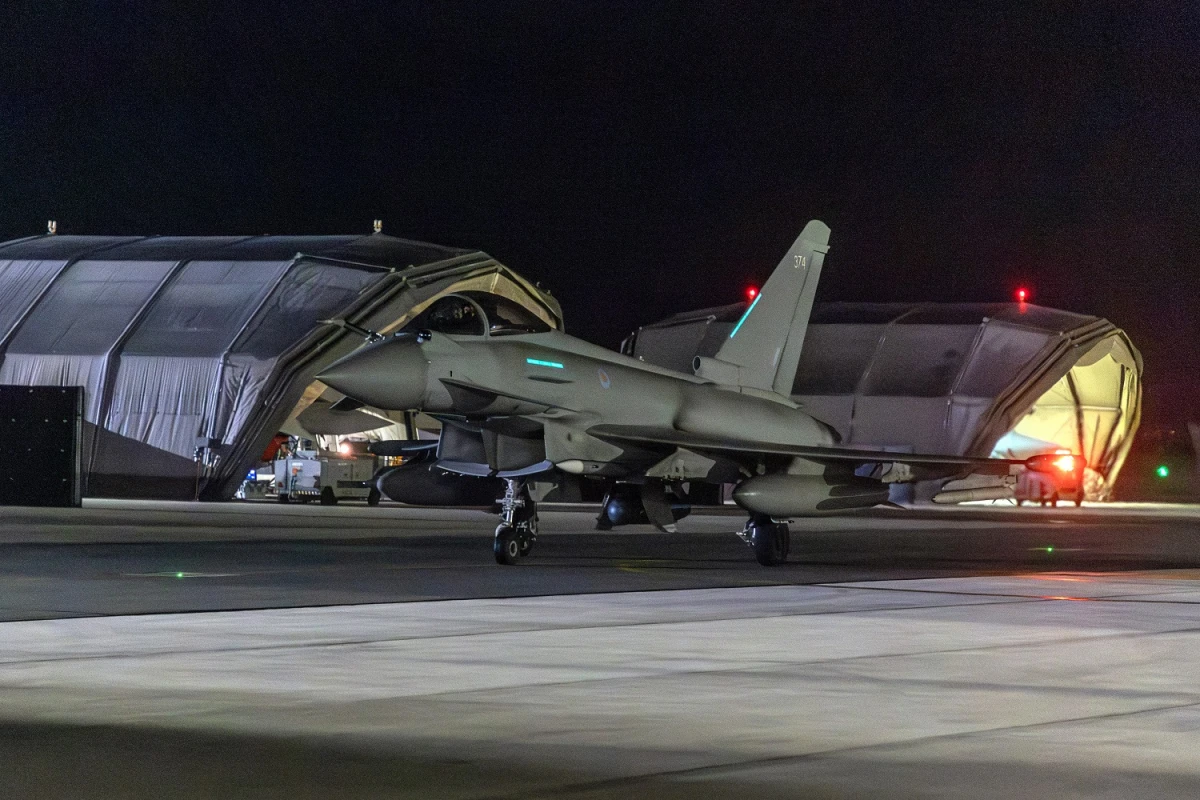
left=3, top=2, right=1198, bottom=424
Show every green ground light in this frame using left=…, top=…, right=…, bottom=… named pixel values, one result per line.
left=1156, top=465, right=1170, bottom=479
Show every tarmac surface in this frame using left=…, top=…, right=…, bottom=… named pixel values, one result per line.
left=3, top=500, right=1200, bottom=797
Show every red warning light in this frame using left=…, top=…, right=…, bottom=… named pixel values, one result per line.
left=1016, top=287, right=1029, bottom=303
left=746, top=286, right=759, bottom=301
left=1052, top=454, right=1077, bottom=473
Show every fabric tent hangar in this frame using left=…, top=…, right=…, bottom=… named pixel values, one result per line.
left=625, top=302, right=1142, bottom=500
left=0, top=233, right=561, bottom=499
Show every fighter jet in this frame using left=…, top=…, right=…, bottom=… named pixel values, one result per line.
left=319, top=221, right=1076, bottom=565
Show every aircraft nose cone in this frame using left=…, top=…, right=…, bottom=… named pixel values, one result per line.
left=318, top=336, right=428, bottom=410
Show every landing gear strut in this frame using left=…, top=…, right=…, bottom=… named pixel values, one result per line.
left=738, top=515, right=790, bottom=566
left=494, top=479, right=538, bottom=565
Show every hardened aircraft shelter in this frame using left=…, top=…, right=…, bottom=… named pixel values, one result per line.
left=626, top=302, right=1142, bottom=499
left=0, top=233, right=561, bottom=499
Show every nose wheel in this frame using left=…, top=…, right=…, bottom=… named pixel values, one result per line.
left=494, top=479, right=538, bottom=565
left=494, top=525, right=521, bottom=564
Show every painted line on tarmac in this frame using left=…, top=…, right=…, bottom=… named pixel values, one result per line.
left=123, top=571, right=244, bottom=579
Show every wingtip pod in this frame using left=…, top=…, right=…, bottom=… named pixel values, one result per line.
left=1025, top=453, right=1084, bottom=474
left=705, top=220, right=830, bottom=394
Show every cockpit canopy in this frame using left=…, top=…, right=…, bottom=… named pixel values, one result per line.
left=403, top=291, right=552, bottom=337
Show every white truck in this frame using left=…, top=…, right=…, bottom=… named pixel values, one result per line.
left=274, top=455, right=380, bottom=505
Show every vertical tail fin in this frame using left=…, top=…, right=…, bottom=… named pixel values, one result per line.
left=698, top=220, right=830, bottom=394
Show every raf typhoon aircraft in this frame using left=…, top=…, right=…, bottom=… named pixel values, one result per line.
left=319, top=221, right=1077, bottom=565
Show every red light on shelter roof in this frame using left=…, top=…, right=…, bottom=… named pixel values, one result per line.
left=746, top=286, right=759, bottom=301
left=1016, top=287, right=1029, bottom=302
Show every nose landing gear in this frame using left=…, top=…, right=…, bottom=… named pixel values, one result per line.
left=738, top=515, right=790, bottom=566
left=494, top=479, right=538, bottom=565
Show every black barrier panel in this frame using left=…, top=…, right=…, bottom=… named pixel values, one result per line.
left=0, top=386, right=82, bottom=507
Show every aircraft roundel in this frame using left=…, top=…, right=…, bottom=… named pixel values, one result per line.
left=597, top=368, right=612, bottom=389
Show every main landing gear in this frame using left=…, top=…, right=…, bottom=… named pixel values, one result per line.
left=494, top=479, right=538, bottom=565
left=738, top=515, right=790, bottom=566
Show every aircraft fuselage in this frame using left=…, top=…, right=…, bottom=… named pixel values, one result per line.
left=320, top=329, right=836, bottom=479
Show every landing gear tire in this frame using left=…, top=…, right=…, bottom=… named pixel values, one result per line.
left=320, top=487, right=338, bottom=506
left=494, top=479, right=537, bottom=565
left=494, top=525, right=522, bottom=565
left=752, top=522, right=790, bottom=566
left=277, top=493, right=290, bottom=504
left=366, top=488, right=381, bottom=507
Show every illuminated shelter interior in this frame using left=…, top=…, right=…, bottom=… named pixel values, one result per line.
left=626, top=302, right=1142, bottom=500
left=0, top=233, right=560, bottom=499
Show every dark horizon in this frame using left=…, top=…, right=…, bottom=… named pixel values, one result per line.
left=3, top=2, right=1197, bottom=425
